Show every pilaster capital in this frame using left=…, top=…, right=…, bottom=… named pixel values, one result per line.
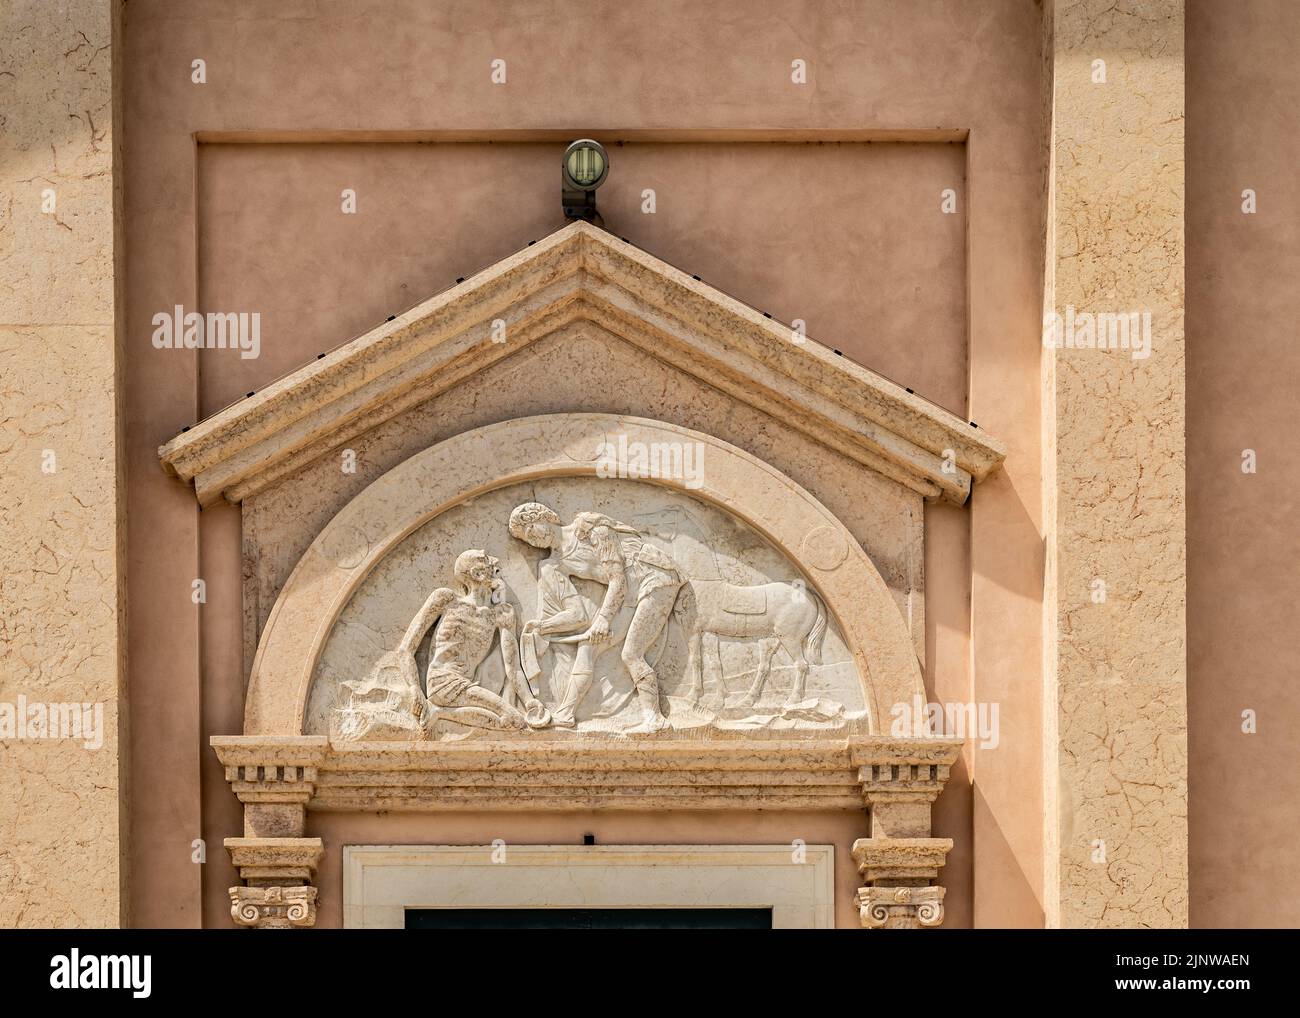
left=852, top=837, right=952, bottom=930
left=857, top=885, right=945, bottom=929
left=229, top=886, right=318, bottom=929
left=852, top=736, right=961, bottom=807
left=225, top=836, right=324, bottom=929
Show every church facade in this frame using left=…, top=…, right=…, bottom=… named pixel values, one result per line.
left=1, top=0, right=1294, bottom=929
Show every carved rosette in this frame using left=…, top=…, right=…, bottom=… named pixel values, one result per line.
left=857, top=885, right=945, bottom=929
left=230, top=886, right=318, bottom=929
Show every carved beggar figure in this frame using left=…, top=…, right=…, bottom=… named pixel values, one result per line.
left=334, top=549, right=551, bottom=739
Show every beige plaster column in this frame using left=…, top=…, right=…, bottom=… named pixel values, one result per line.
left=0, top=0, right=126, bottom=926
left=1042, top=0, right=1188, bottom=927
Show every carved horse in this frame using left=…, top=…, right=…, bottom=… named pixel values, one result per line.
left=680, top=578, right=826, bottom=707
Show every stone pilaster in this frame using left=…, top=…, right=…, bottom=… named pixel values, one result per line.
left=854, top=739, right=958, bottom=838
left=1042, top=0, right=1188, bottom=927
left=213, top=735, right=327, bottom=838
left=852, top=739, right=959, bottom=928
left=214, top=738, right=327, bottom=928
left=0, top=0, right=126, bottom=927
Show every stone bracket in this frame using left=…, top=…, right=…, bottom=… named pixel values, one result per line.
left=853, top=737, right=961, bottom=839
left=225, top=836, right=324, bottom=929
left=851, top=740, right=960, bottom=929
left=852, top=837, right=953, bottom=930
left=214, top=736, right=327, bottom=838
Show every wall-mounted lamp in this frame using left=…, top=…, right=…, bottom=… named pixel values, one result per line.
left=562, top=139, right=609, bottom=223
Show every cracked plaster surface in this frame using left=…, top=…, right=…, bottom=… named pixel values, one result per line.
left=0, top=1, right=124, bottom=927
left=1045, top=0, right=1188, bottom=928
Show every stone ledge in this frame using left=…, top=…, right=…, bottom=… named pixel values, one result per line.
left=852, top=837, right=953, bottom=883
left=212, top=735, right=962, bottom=812
left=226, top=837, right=324, bottom=884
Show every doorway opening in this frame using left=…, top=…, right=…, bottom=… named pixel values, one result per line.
left=405, top=907, right=772, bottom=929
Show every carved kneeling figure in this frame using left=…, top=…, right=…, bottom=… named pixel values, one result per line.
left=335, top=549, right=550, bottom=739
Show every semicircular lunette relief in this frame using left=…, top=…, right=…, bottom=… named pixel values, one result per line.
left=306, top=477, right=870, bottom=742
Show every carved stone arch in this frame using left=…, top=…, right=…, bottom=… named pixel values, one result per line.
left=245, top=412, right=924, bottom=737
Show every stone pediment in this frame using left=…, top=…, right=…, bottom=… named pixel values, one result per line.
left=160, top=227, right=999, bottom=874
left=158, top=221, right=1003, bottom=507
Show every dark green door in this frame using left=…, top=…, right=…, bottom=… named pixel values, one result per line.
left=405, top=907, right=772, bottom=929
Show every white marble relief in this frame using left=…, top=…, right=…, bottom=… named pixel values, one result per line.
left=314, top=479, right=867, bottom=741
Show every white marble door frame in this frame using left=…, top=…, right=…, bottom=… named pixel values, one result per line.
left=343, top=844, right=835, bottom=928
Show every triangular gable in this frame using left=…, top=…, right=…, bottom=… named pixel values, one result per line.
left=159, top=222, right=1004, bottom=505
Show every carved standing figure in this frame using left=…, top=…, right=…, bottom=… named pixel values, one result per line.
left=509, top=502, right=680, bottom=733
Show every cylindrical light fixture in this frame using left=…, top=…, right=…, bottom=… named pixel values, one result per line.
left=563, top=139, right=609, bottom=191
left=562, top=139, right=609, bottom=222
